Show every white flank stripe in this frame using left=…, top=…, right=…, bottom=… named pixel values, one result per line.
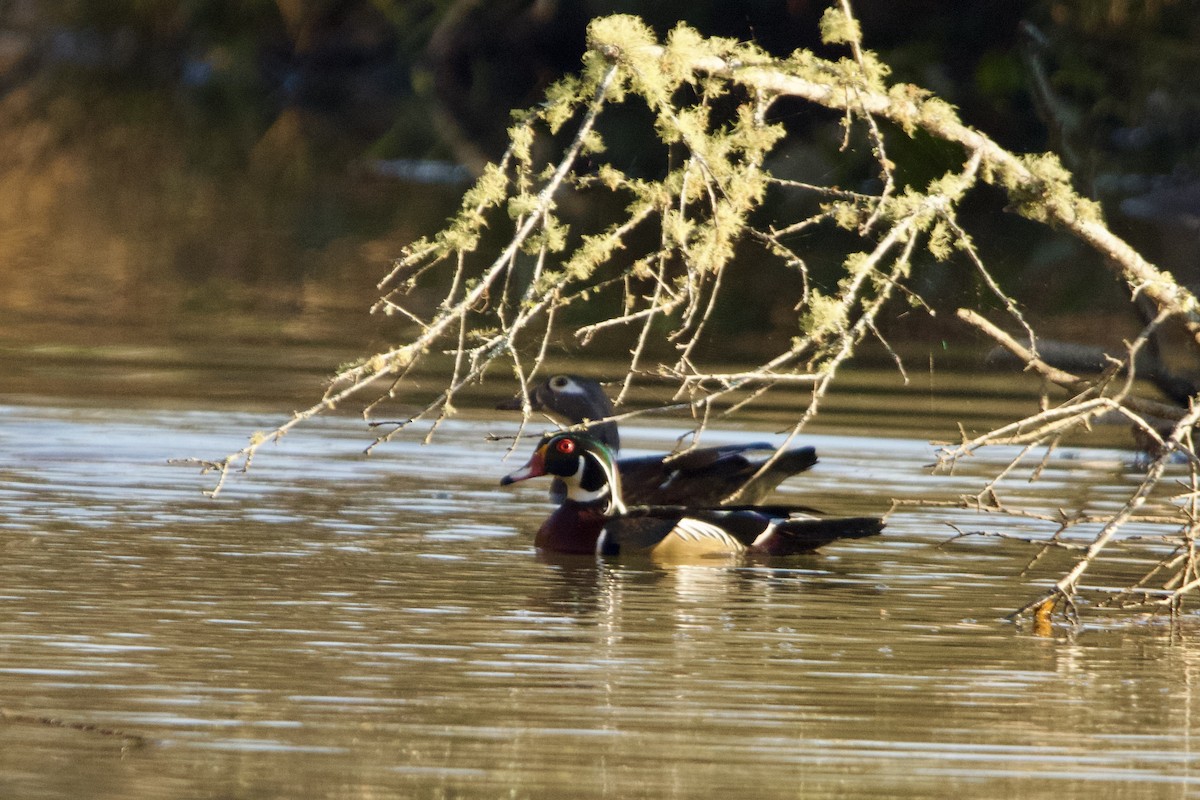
left=751, top=520, right=779, bottom=548
left=674, top=518, right=744, bottom=550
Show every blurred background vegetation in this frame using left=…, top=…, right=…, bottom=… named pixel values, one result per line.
left=1, top=0, right=1197, bottom=365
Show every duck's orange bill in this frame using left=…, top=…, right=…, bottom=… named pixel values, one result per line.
left=499, top=442, right=549, bottom=485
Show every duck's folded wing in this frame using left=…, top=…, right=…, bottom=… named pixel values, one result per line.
left=662, top=442, right=776, bottom=470
left=616, top=444, right=818, bottom=506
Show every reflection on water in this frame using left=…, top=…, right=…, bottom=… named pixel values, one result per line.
left=0, top=401, right=1198, bottom=799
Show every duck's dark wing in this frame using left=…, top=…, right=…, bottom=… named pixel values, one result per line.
left=616, top=444, right=818, bottom=506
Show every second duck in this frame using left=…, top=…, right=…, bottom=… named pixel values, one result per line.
left=499, top=374, right=818, bottom=506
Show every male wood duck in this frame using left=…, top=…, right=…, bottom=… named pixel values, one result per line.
left=501, top=432, right=885, bottom=557
left=498, top=374, right=818, bottom=506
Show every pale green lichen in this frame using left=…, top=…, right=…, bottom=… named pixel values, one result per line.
left=521, top=214, right=569, bottom=255
left=916, top=95, right=963, bottom=131
left=539, top=74, right=583, bottom=134
left=587, top=15, right=679, bottom=107
left=886, top=84, right=933, bottom=134
left=507, top=192, right=540, bottom=220
left=843, top=251, right=872, bottom=277
left=579, top=129, right=606, bottom=155
left=507, top=122, right=536, bottom=168
left=661, top=24, right=716, bottom=82
left=460, top=163, right=509, bottom=214
left=927, top=220, right=955, bottom=261
left=1008, top=153, right=1102, bottom=226
left=563, top=230, right=626, bottom=279
left=365, top=346, right=413, bottom=376
left=731, top=104, right=786, bottom=159
left=799, top=290, right=848, bottom=338
left=854, top=50, right=891, bottom=92
left=435, top=218, right=482, bottom=255
left=926, top=171, right=973, bottom=204
left=586, top=14, right=659, bottom=59
left=826, top=200, right=867, bottom=231
left=662, top=208, right=696, bottom=250
left=597, top=164, right=626, bottom=191
left=819, top=6, right=862, bottom=46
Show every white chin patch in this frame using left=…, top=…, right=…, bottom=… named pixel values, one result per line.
left=565, top=460, right=608, bottom=504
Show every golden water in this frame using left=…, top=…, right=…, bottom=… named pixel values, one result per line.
left=0, top=395, right=1196, bottom=799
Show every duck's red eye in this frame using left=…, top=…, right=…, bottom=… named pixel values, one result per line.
left=555, top=437, right=576, bottom=454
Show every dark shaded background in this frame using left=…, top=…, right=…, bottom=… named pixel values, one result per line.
left=0, top=0, right=1196, bottom=366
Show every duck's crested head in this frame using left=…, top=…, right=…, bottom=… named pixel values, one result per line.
left=534, top=374, right=609, bottom=407
left=497, top=375, right=621, bottom=451
left=500, top=432, right=625, bottom=513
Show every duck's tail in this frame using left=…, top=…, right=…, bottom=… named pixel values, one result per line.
left=750, top=516, right=884, bottom=555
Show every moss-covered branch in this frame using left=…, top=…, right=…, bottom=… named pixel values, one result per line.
left=191, top=4, right=1200, bottom=623
left=585, top=12, right=1199, bottom=349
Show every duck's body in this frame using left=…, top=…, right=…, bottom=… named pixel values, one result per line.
left=502, top=432, right=884, bottom=558
left=498, top=375, right=817, bottom=505
left=536, top=502, right=884, bottom=557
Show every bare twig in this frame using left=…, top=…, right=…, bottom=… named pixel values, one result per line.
left=1012, top=401, right=1200, bottom=619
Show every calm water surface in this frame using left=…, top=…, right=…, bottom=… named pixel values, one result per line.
left=1, top=21, right=1193, bottom=794
left=0, top=397, right=1198, bottom=799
